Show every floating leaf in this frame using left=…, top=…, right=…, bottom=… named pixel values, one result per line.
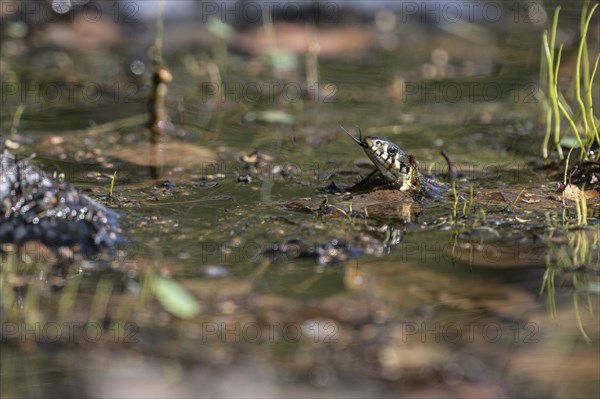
left=562, top=184, right=584, bottom=201
left=286, top=201, right=317, bottom=212
left=153, top=277, right=200, bottom=319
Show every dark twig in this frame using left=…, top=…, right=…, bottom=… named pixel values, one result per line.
left=441, top=150, right=458, bottom=181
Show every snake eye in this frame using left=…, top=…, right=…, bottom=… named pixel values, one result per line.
left=387, top=145, right=398, bottom=156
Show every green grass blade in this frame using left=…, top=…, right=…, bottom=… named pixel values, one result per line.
left=586, top=47, right=600, bottom=153
left=575, top=3, right=598, bottom=152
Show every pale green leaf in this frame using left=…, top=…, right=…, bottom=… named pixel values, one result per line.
left=153, top=277, right=200, bottom=319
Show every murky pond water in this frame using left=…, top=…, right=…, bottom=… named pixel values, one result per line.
left=1, top=4, right=599, bottom=398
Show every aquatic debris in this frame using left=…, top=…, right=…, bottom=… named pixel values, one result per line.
left=237, top=175, right=252, bottom=184
left=198, top=180, right=219, bottom=189
left=203, top=265, right=229, bottom=278
left=264, top=238, right=362, bottom=265
left=244, top=110, right=295, bottom=124
left=0, top=150, right=125, bottom=269
left=240, top=149, right=301, bottom=178
left=564, top=161, right=600, bottom=189
left=561, top=184, right=600, bottom=202
left=159, top=180, right=177, bottom=189
left=286, top=197, right=365, bottom=219
left=316, top=181, right=346, bottom=195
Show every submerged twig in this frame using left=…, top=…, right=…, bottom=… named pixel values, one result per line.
left=148, top=0, right=172, bottom=179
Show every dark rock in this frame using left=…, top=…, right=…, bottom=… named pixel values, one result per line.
left=0, top=151, right=125, bottom=266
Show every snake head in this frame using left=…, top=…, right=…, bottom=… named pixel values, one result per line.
left=357, top=133, right=414, bottom=188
